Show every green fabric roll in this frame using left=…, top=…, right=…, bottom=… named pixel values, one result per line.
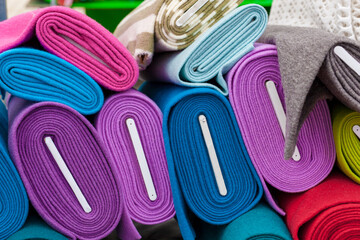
left=332, top=102, right=360, bottom=184
left=199, top=203, right=292, bottom=240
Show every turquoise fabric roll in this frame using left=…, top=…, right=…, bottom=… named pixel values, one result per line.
left=8, top=216, right=67, bottom=240
left=141, top=82, right=262, bottom=240
left=0, top=101, right=28, bottom=239
left=7, top=216, right=68, bottom=240
left=199, top=203, right=292, bottom=240
left=141, top=4, right=268, bottom=95
left=0, top=48, right=104, bottom=115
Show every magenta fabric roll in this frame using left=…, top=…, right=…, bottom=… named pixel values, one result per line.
left=226, top=44, right=336, bottom=215
left=95, top=89, right=175, bottom=229
left=7, top=97, right=139, bottom=240
left=0, top=6, right=138, bottom=91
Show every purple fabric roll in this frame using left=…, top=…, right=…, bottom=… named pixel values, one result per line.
left=8, top=97, right=138, bottom=240
left=95, top=89, right=175, bottom=232
left=226, top=44, right=336, bottom=215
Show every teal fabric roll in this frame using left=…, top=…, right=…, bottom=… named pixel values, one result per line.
left=0, top=48, right=104, bottom=115
left=8, top=216, right=67, bottom=240
left=199, top=203, right=292, bottom=240
left=140, top=82, right=262, bottom=240
left=141, top=4, right=268, bottom=95
left=0, top=101, right=28, bottom=239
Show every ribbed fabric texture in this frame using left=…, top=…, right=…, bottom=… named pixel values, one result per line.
left=258, top=25, right=360, bottom=160
left=279, top=171, right=360, bottom=240
left=199, top=203, right=292, bottom=240
left=0, top=6, right=138, bottom=91
left=141, top=4, right=268, bottom=95
left=0, top=100, right=28, bottom=240
left=0, top=48, right=104, bottom=115
left=7, top=97, right=127, bottom=240
left=227, top=44, right=336, bottom=215
left=332, top=102, right=360, bottom=184
left=95, top=89, right=175, bottom=227
left=8, top=216, right=67, bottom=240
left=141, top=82, right=263, bottom=240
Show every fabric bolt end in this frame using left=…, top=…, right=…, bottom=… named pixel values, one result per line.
left=332, top=102, right=360, bottom=184
left=114, top=0, right=243, bottom=70
left=279, top=171, right=360, bottom=240
left=95, top=89, right=175, bottom=229
left=7, top=97, right=132, bottom=240
left=0, top=6, right=138, bottom=91
left=258, top=25, right=360, bottom=160
left=0, top=47, right=104, bottom=115
left=198, top=202, right=292, bottom=240
left=140, top=82, right=263, bottom=240
left=141, top=4, right=268, bottom=95
left=227, top=44, right=336, bottom=215
left=0, top=100, right=29, bottom=240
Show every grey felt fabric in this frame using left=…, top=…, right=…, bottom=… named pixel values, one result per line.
left=258, top=25, right=360, bottom=159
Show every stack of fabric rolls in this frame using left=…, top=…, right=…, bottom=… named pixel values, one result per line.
left=1, top=0, right=360, bottom=239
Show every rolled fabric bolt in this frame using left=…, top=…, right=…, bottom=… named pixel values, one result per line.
left=8, top=97, right=139, bottom=240
left=141, top=4, right=268, bottom=95
left=8, top=216, right=67, bottom=240
left=114, top=0, right=243, bottom=70
left=199, top=203, right=292, bottom=240
left=257, top=25, right=360, bottom=159
left=141, top=82, right=263, bottom=240
left=0, top=48, right=104, bottom=115
left=279, top=171, right=360, bottom=240
left=95, top=89, right=175, bottom=228
left=0, top=100, right=29, bottom=240
left=331, top=102, right=360, bottom=184
left=0, top=6, right=138, bottom=91
left=226, top=44, right=336, bottom=215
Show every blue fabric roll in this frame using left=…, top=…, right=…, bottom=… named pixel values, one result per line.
left=141, top=4, right=268, bottom=95
left=199, top=203, right=292, bottom=240
left=140, top=82, right=263, bottom=240
left=0, top=48, right=104, bottom=115
left=0, top=101, right=28, bottom=239
left=8, top=216, right=67, bottom=240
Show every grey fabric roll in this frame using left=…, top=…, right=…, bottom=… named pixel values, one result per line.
left=258, top=25, right=360, bottom=159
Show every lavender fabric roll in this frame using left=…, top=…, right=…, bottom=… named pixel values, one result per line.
left=226, top=44, right=336, bottom=215
left=95, top=89, right=175, bottom=229
left=8, top=97, right=137, bottom=240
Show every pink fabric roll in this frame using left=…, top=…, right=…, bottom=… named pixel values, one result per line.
left=0, top=6, right=138, bottom=91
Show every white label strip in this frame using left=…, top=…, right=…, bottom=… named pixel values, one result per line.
left=353, top=125, right=360, bottom=139
left=44, top=137, right=92, bottom=213
left=265, top=81, right=301, bottom=161
left=334, top=46, right=360, bottom=76
left=126, top=118, right=157, bottom=201
left=176, top=0, right=209, bottom=27
left=60, top=35, right=111, bottom=68
left=198, top=115, right=227, bottom=196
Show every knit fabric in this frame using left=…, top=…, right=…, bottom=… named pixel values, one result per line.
left=114, top=0, right=242, bottom=70
left=141, top=82, right=263, bottom=240
left=0, top=6, right=138, bottom=91
left=0, top=48, right=104, bottom=115
left=141, top=4, right=268, bottom=95
left=95, top=89, right=175, bottom=231
left=258, top=25, right=360, bottom=160
left=227, top=44, right=336, bottom=215
left=269, top=0, right=360, bottom=41
left=7, top=97, right=138, bottom=240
